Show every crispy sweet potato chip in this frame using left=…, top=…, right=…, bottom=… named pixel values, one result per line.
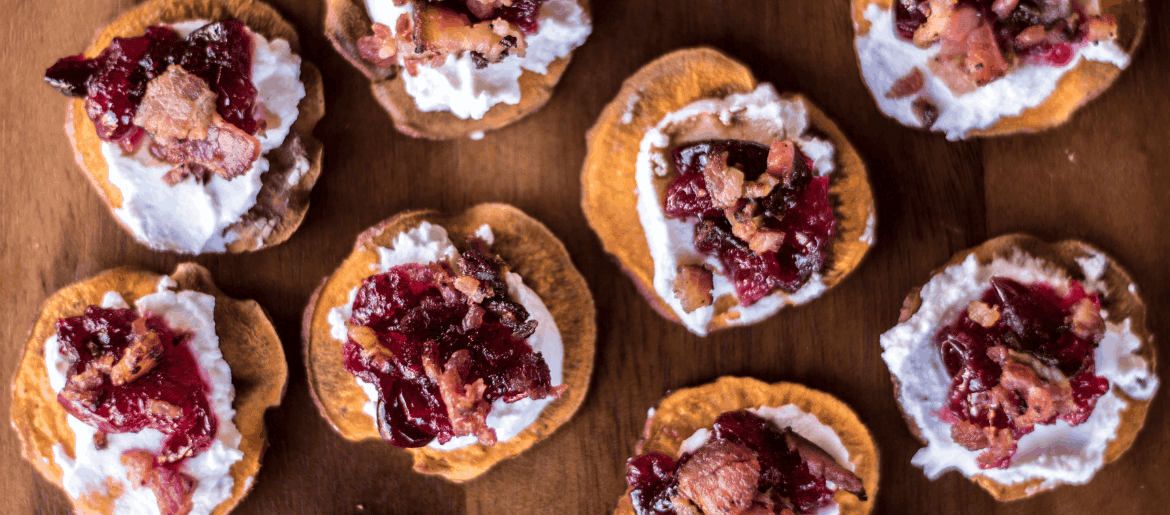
left=850, top=0, right=1147, bottom=137
left=324, top=0, right=590, bottom=139
left=581, top=47, right=876, bottom=333
left=11, top=263, right=287, bottom=515
left=64, top=0, right=325, bottom=253
left=892, top=234, right=1157, bottom=501
left=613, top=377, right=879, bottom=515
left=303, top=203, right=596, bottom=482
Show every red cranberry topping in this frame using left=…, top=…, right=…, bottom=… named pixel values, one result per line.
left=54, top=306, right=216, bottom=469
left=343, top=237, right=561, bottom=448
left=45, top=19, right=259, bottom=145
left=663, top=139, right=836, bottom=306
left=934, top=277, right=1109, bottom=468
left=626, top=410, right=844, bottom=515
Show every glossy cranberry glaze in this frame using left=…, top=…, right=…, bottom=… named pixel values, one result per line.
left=934, top=277, right=1110, bottom=465
left=893, top=0, right=1086, bottom=67
left=45, top=19, right=259, bottom=143
left=55, top=306, right=216, bottom=467
left=343, top=262, right=555, bottom=448
left=429, top=0, right=546, bottom=34
left=625, top=410, right=835, bottom=515
left=663, top=139, right=836, bottom=306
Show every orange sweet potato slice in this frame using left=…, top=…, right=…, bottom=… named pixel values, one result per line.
left=891, top=234, right=1156, bottom=501
left=850, top=0, right=1146, bottom=137
left=64, top=0, right=325, bottom=253
left=302, top=203, right=596, bottom=482
left=581, top=47, right=876, bottom=333
left=11, top=263, right=287, bottom=515
left=324, top=0, right=590, bottom=139
left=612, top=377, right=879, bottom=515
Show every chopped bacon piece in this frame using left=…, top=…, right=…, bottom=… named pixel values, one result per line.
left=976, top=427, right=1016, bottom=469
left=153, top=113, right=261, bottom=182
left=348, top=325, right=395, bottom=374
left=673, top=265, right=714, bottom=313
left=467, top=0, right=513, bottom=19
left=453, top=275, right=487, bottom=303
left=964, top=24, right=1011, bottom=86
left=913, top=0, right=957, bottom=48
left=911, top=97, right=941, bottom=127
left=677, top=440, right=761, bottom=515
left=60, top=354, right=114, bottom=409
left=462, top=302, right=486, bottom=331
left=93, top=431, right=109, bottom=450
left=743, top=174, right=779, bottom=198
left=701, top=151, right=744, bottom=209
left=1085, top=15, right=1118, bottom=43
left=424, top=349, right=496, bottom=446
left=886, top=67, right=925, bottom=99
left=668, top=496, right=703, bottom=515
left=991, top=0, right=1019, bottom=18
left=122, top=450, right=197, bottom=515
left=748, top=231, right=784, bottom=254
left=1066, top=297, right=1105, bottom=341
left=765, top=141, right=803, bottom=187
left=357, top=22, right=403, bottom=68
left=785, top=430, right=866, bottom=499
left=966, top=301, right=1000, bottom=328
left=1015, top=25, right=1048, bottom=49
left=109, top=317, right=164, bottom=386
left=951, top=419, right=989, bottom=450
left=728, top=202, right=762, bottom=242
left=146, top=399, right=184, bottom=421
left=133, top=66, right=217, bottom=145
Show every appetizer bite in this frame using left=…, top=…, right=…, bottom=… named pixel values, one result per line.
left=582, top=48, right=875, bottom=336
left=326, top=0, right=592, bottom=139
left=881, top=234, right=1158, bottom=500
left=303, top=204, right=595, bottom=481
left=11, top=264, right=287, bottom=515
left=615, top=377, right=878, bottom=515
left=852, top=0, right=1146, bottom=139
left=44, top=0, right=324, bottom=254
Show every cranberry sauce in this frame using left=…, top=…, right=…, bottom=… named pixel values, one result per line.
left=625, top=411, right=835, bottom=515
left=55, top=306, right=216, bottom=467
left=428, top=0, right=546, bottom=34
left=45, top=19, right=259, bottom=144
left=343, top=250, right=556, bottom=448
left=893, top=1, right=1087, bottom=67
left=934, top=277, right=1109, bottom=464
left=663, top=139, right=836, bottom=305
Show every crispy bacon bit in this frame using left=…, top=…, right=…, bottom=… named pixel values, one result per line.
left=673, top=265, right=714, bottom=313
left=467, top=0, right=512, bottom=19
left=976, top=427, right=1016, bottom=469
left=886, top=67, right=925, bottom=99
left=348, top=325, right=394, bottom=374
left=109, top=317, right=164, bottom=386
left=748, top=231, right=785, bottom=254
left=152, top=113, right=261, bottom=183
left=357, top=22, right=402, bottom=68
left=93, top=431, right=109, bottom=450
left=122, top=450, right=197, bottom=515
left=677, top=440, right=761, bottom=515
left=966, top=301, right=1001, bottom=328
left=147, top=399, right=184, bottom=420
left=1066, top=297, right=1105, bottom=341
left=701, top=152, right=744, bottom=209
left=133, top=66, right=217, bottom=145
left=728, top=202, right=762, bottom=241
left=964, top=24, right=1010, bottom=85
left=453, top=275, right=487, bottom=303
left=462, top=302, right=486, bottom=331
left=743, top=173, right=779, bottom=198
left=784, top=430, right=866, bottom=499
left=765, top=141, right=804, bottom=187
left=424, top=349, right=496, bottom=446
left=991, top=0, right=1019, bottom=18
left=1085, top=15, right=1118, bottom=43
left=911, top=97, right=940, bottom=127
left=951, top=419, right=989, bottom=450
left=913, top=0, right=957, bottom=48
left=60, top=354, right=114, bottom=409
left=1015, top=25, right=1048, bottom=49
left=668, top=496, right=703, bottom=515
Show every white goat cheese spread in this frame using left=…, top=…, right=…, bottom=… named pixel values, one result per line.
left=103, top=20, right=306, bottom=254
left=676, top=404, right=855, bottom=515
left=635, top=84, right=845, bottom=336
left=326, top=222, right=564, bottom=450
left=855, top=2, right=1130, bottom=140
left=365, top=0, right=591, bottom=119
left=45, top=277, right=244, bottom=515
left=880, top=250, right=1158, bottom=492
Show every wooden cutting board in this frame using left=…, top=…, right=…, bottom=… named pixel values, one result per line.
left=1, top=0, right=1166, bottom=513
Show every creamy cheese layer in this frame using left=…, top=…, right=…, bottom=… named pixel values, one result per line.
left=634, top=84, right=851, bottom=336
left=880, top=250, right=1158, bottom=491
left=676, top=404, right=854, bottom=515
left=855, top=2, right=1130, bottom=140
left=104, top=20, right=306, bottom=254
left=45, top=278, right=243, bottom=515
left=326, top=222, right=564, bottom=451
left=365, top=0, right=591, bottom=120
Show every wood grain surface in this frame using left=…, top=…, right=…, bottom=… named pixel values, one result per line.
left=1, top=1, right=1166, bottom=513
